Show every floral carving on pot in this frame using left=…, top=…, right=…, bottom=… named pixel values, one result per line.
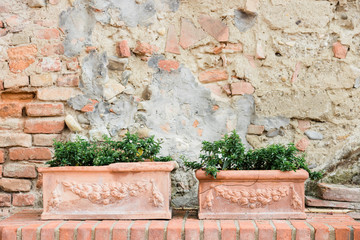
left=48, top=179, right=164, bottom=210
left=202, top=184, right=302, bottom=210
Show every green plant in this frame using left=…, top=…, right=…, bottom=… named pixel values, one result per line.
left=184, top=130, right=322, bottom=180
left=47, top=132, right=172, bottom=167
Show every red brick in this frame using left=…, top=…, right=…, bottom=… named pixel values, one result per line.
left=256, top=221, right=274, bottom=240
left=198, top=15, right=229, bottom=42
left=298, top=119, right=310, bottom=132
left=34, top=28, right=60, bottom=40
left=0, top=178, right=32, bottom=191
left=57, top=74, right=79, bottom=87
left=295, top=137, right=309, bottom=151
left=353, top=225, right=360, bottom=240
left=179, top=18, right=207, bottom=49
left=203, top=220, right=219, bottom=240
left=81, top=99, right=98, bottom=112
left=12, top=193, right=36, bottom=206
left=26, top=102, right=64, bottom=117
left=59, top=221, right=81, bottom=240
left=148, top=221, right=166, bottom=240
left=306, top=196, right=360, bottom=209
left=167, top=218, right=183, bottom=240
left=0, top=80, right=3, bottom=90
left=2, top=224, right=23, bottom=240
left=40, top=57, right=61, bottom=72
left=333, top=42, right=347, bottom=59
left=199, top=69, right=228, bottom=83
left=184, top=219, right=200, bottom=240
left=95, top=221, right=116, bottom=240
left=224, top=43, right=243, bottom=53
left=133, top=41, right=158, bottom=56
left=40, top=43, right=64, bottom=56
left=33, top=134, right=60, bottom=146
left=0, top=149, right=4, bottom=163
left=30, top=74, right=55, bottom=86
left=0, top=103, right=23, bottom=118
left=24, top=118, right=64, bottom=134
left=220, top=220, right=237, bottom=240
left=112, top=221, right=132, bottom=239
left=308, top=222, right=330, bottom=240
left=65, top=58, right=79, bottom=71
left=36, top=173, right=43, bottom=189
left=7, top=44, right=37, bottom=73
left=85, top=46, right=97, bottom=53
left=116, top=40, right=131, bottom=57
left=4, top=74, right=29, bottom=89
left=247, top=124, right=264, bottom=135
left=130, top=221, right=148, bottom=240
left=0, top=133, right=32, bottom=147
left=37, top=87, right=81, bottom=101
left=158, top=60, right=180, bottom=72
left=9, top=147, right=52, bottom=160
left=3, top=164, right=37, bottom=178
left=331, top=224, right=350, bottom=240
left=165, top=25, right=180, bottom=54
left=238, top=220, right=256, bottom=240
left=231, top=80, right=255, bottom=95
left=1, top=92, right=35, bottom=102
left=290, top=220, right=311, bottom=240
left=0, top=193, right=11, bottom=207
left=317, top=183, right=360, bottom=202
left=76, top=221, right=98, bottom=240
left=41, top=221, right=63, bottom=240
left=273, top=221, right=292, bottom=240
left=22, top=223, right=44, bottom=240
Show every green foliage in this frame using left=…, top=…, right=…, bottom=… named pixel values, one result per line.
left=47, top=132, right=172, bottom=167
left=184, top=130, right=323, bottom=180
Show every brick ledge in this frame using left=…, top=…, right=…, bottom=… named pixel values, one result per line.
left=0, top=210, right=359, bottom=240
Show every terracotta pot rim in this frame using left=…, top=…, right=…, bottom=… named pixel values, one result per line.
left=38, top=161, right=177, bottom=173
left=195, top=169, right=309, bottom=180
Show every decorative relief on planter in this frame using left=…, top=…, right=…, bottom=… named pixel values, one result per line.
left=47, top=179, right=164, bottom=211
left=202, top=184, right=302, bottom=210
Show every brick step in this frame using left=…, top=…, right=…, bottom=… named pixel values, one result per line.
left=0, top=210, right=360, bottom=240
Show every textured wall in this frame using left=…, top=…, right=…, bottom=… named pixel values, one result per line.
left=0, top=0, right=359, bottom=215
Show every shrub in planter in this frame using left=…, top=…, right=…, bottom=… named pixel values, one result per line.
left=185, top=131, right=322, bottom=219
left=39, top=133, right=176, bottom=220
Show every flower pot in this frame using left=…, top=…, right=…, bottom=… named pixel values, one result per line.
left=196, top=169, right=308, bottom=219
left=39, top=161, right=177, bottom=220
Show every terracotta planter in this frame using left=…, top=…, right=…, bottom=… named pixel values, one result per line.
left=39, top=161, right=177, bottom=220
left=196, top=169, right=309, bottom=219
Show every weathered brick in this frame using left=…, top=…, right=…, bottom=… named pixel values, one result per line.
left=112, top=221, right=131, bottom=239
left=167, top=218, right=182, bottom=240
left=184, top=219, right=200, bottom=240
left=199, top=69, right=228, bottom=83
left=203, top=220, right=219, bottom=240
left=24, top=118, right=64, bottom=134
left=165, top=25, right=180, bottom=54
left=0, top=80, right=3, bottom=90
left=4, top=74, right=29, bottom=89
left=116, top=40, right=131, bottom=57
left=0, top=178, right=32, bottom=192
left=179, top=18, right=207, bottom=49
left=12, top=193, right=36, bottom=206
left=198, top=15, right=229, bottom=42
left=0, top=133, right=32, bottom=147
left=247, top=124, right=264, bottom=135
left=272, top=221, right=292, bottom=240
left=333, top=42, right=347, bottom=59
left=0, top=149, right=4, bottom=163
left=37, top=87, right=81, bottom=101
left=0, top=103, right=23, bottom=118
left=256, top=42, right=265, bottom=59
left=231, top=80, right=255, bottom=95
left=317, top=183, right=360, bottom=202
left=306, top=196, right=360, bottom=209
left=0, top=28, right=8, bottom=37
left=26, top=102, right=64, bottom=117
left=295, top=137, right=309, bottom=151
left=81, top=99, right=98, bottom=113
left=7, top=44, right=37, bottom=73
left=290, top=221, right=311, bottom=240
left=40, top=57, right=61, bottom=72
left=158, top=60, right=180, bottom=72
left=148, top=221, right=166, bottom=240
left=0, top=193, right=11, bottom=207
left=30, top=74, right=55, bottom=87
left=133, top=41, right=158, bottom=56
left=256, top=220, right=274, bottom=240
left=130, top=221, right=148, bottom=240
left=1, top=92, right=35, bottom=102
left=57, top=74, right=79, bottom=87
left=3, top=164, right=37, bottom=178
left=238, top=220, right=256, bottom=240
left=40, top=43, right=64, bottom=56
left=34, top=28, right=60, bottom=40
left=245, top=0, right=260, bottom=14
left=65, top=58, right=79, bottom=71
left=298, top=119, right=310, bottom=132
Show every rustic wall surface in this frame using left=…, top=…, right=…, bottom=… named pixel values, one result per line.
left=0, top=0, right=359, bottom=216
